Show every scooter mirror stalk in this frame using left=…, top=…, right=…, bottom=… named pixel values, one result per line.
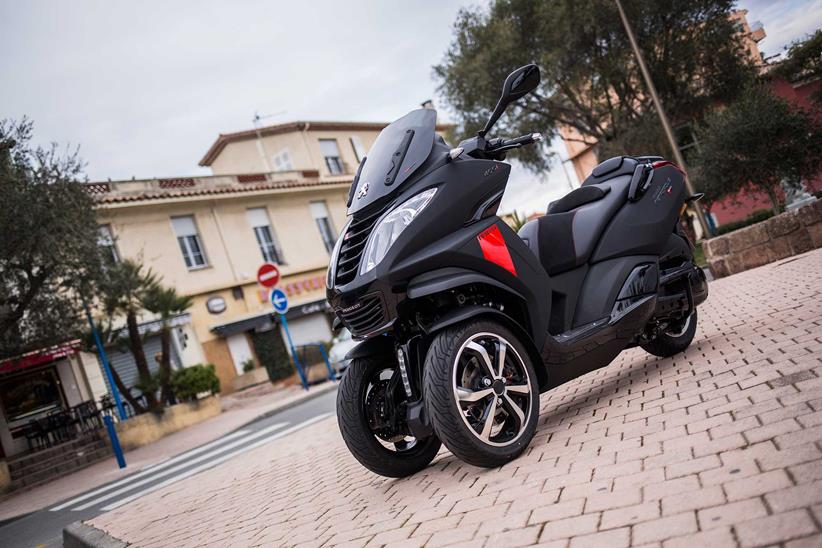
left=479, top=64, right=541, bottom=137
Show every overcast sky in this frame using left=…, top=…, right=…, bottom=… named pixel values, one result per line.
left=1, top=1, right=819, bottom=215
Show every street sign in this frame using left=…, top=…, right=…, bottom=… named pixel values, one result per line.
left=270, top=288, right=289, bottom=314
left=257, top=263, right=280, bottom=288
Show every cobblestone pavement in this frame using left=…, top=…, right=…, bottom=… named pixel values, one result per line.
left=87, top=250, right=822, bottom=548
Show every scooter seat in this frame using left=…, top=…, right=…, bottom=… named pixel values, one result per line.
left=518, top=176, right=630, bottom=275
left=547, top=186, right=611, bottom=214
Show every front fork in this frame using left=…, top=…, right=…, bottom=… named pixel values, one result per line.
left=396, top=335, right=435, bottom=439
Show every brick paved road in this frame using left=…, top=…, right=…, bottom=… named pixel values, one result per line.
left=88, top=250, right=822, bottom=548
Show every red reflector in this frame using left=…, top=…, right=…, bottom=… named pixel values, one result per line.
left=652, top=160, right=686, bottom=176
left=477, top=225, right=517, bottom=276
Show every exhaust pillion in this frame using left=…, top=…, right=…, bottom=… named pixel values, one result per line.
left=327, top=64, right=708, bottom=477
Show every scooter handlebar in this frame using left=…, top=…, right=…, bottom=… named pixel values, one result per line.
left=486, top=133, right=544, bottom=154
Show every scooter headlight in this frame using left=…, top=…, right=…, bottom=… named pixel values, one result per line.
left=360, top=188, right=437, bottom=275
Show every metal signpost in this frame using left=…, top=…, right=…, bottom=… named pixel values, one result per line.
left=82, top=298, right=127, bottom=468
left=270, top=287, right=309, bottom=390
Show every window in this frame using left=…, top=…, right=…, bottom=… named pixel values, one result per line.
left=171, top=216, right=207, bottom=269
left=97, top=224, right=119, bottom=263
left=247, top=207, right=285, bottom=264
left=319, top=139, right=344, bottom=174
left=310, top=201, right=337, bottom=254
left=349, top=136, right=366, bottom=163
left=272, top=148, right=293, bottom=172
left=0, top=367, right=64, bottom=422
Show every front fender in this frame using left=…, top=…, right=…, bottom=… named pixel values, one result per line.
left=345, top=334, right=395, bottom=360
left=424, top=305, right=549, bottom=392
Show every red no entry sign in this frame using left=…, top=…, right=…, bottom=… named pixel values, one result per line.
left=257, top=263, right=280, bottom=288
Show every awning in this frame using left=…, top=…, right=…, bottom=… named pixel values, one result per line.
left=0, top=341, right=80, bottom=375
left=210, top=299, right=331, bottom=337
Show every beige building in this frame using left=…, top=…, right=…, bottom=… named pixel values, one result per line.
left=89, top=121, right=389, bottom=392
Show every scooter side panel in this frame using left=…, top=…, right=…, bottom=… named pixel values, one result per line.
left=574, top=255, right=658, bottom=327
left=591, top=165, right=687, bottom=263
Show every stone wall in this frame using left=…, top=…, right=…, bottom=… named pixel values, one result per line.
left=705, top=199, right=822, bottom=278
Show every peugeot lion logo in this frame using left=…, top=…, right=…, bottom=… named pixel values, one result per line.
left=357, top=182, right=369, bottom=200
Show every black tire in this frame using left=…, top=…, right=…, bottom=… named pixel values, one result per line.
left=423, top=319, right=540, bottom=468
left=337, top=356, right=441, bottom=478
left=642, top=309, right=698, bottom=358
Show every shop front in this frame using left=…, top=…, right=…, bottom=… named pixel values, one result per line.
left=0, top=342, right=106, bottom=458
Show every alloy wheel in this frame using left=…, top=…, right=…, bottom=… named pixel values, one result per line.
left=451, top=332, right=533, bottom=447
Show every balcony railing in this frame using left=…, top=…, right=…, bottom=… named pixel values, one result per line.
left=84, top=169, right=349, bottom=202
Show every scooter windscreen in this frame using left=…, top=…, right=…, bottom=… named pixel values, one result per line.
left=347, top=108, right=437, bottom=215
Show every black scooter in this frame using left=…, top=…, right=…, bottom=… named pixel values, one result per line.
left=327, top=64, right=708, bottom=477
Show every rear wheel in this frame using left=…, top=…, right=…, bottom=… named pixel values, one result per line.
left=642, top=309, right=698, bottom=357
left=337, top=356, right=441, bottom=477
left=423, top=320, right=539, bottom=468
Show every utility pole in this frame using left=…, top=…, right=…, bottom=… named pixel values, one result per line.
left=614, top=0, right=712, bottom=238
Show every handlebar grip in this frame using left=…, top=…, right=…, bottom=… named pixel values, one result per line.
left=498, top=132, right=544, bottom=149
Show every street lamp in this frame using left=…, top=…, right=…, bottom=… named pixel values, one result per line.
left=614, top=0, right=712, bottom=238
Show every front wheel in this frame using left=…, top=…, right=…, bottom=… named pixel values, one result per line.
left=641, top=309, right=698, bottom=357
left=337, top=356, right=441, bottom=477
left=423, top=320, right=540, bottom=468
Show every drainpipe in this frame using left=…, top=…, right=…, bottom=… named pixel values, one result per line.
left=300, top=122, right=317, bottom=173
left=211, top=202, right=239, bottom=282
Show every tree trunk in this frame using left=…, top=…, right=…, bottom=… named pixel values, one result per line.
left=158, top=324, right=173, bottom=405
left=126, top=310, right=159, bottom=409
left=765, top=187, right=782, bottom=216
left=107, top=361, right=147, bottom=415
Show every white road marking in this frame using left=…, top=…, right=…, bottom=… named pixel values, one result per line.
left=69, top=421, right=290, bottom=511
left=50, top=425, right=280, bottom=512
left=100, top=413, right=332, bottom=511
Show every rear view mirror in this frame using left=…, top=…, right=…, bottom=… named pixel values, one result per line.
left=479, top=64, right=540, bottom=137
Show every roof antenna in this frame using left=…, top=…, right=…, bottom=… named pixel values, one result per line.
left=252, top=110, right=286, bottom=173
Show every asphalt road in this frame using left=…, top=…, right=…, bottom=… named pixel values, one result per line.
left=0, top=388, right=338, bottom=548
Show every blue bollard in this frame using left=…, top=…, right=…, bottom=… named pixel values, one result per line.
left=103, top=415, right=126, bottom=469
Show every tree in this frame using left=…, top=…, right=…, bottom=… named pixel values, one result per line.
left=772, top=30, right=822, bottom=104
left=434, top=0, right=755, bottom=168
left=142, top=285, right=193, bottom=406
left=98, top=259, right=160, bottom=411
left=0, top=119, right=103, bottom=359
left=692, top=85, right=822, bottom=214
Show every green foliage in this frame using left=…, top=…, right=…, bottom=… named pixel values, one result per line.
left=714, top=209, right=775, bottom=236
left=692, top=242, right=706, bottom=268
left=241, top=358, right=255, bottom=373
left=434, top=0, right=755, bottom=169
left=0, top=119, right=103, bottom=359
left=506, top=211, right=528, bottom=232
left=692, top=85, right=822, bottom=213
left=142, top=283, right=193, bottom=405
left=171, top=364, right=220, bottom=402
left=250, top=328, right=292, bottom=382
left=772, top=30, right=822, bottom=103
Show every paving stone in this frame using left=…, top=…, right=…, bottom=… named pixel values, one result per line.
left=80, top=249, right=822, bottom=548
left=735, top=509, right=818, bottom=547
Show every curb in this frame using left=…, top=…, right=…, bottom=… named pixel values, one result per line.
left=232, top=381, right=338, bottom=431
left=64, top=521, right=128, bottom=548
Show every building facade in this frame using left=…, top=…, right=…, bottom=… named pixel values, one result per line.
left=89, top=122, right=388, bottom=393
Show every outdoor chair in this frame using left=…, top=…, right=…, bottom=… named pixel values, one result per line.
left=47, top=409, right=79, bottom=444
left=23, top=419, right=49, bottom=451
left=75, top=400, right=102, bottom=432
